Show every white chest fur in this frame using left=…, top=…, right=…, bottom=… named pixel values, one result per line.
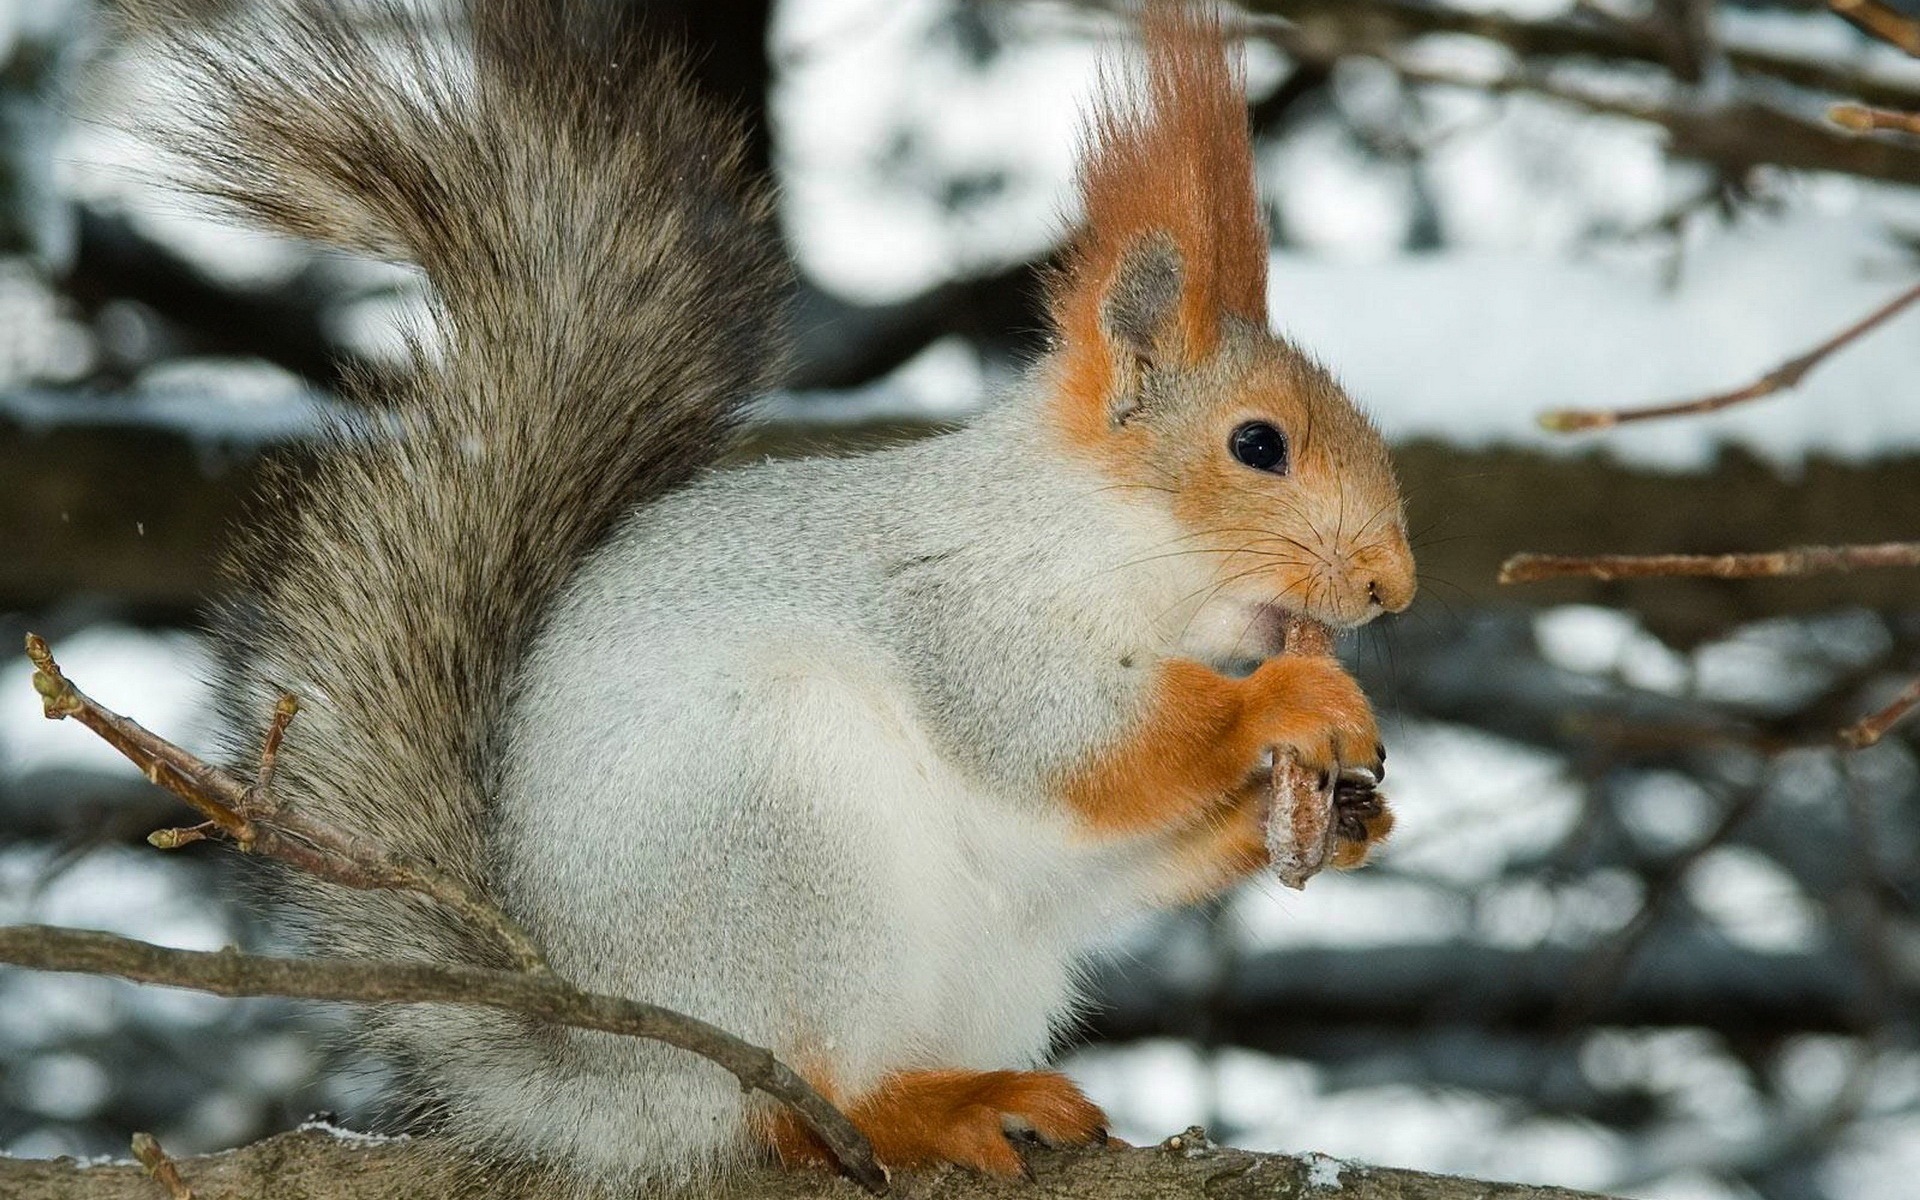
left=478, top=414, right=1202, bottom=1176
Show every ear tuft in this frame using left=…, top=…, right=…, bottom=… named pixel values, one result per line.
left=1101, top=232, right=1184, bottom=369
left=1044, top=1, right=1266, bottom=445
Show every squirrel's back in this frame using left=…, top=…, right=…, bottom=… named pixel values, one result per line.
left=147, top=0, right=781, bottom=1133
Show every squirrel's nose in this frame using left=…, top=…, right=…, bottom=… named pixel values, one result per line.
left=1364, top=538, right=1417, bottom=614
left=1366, top=577, right=1412, bottom=614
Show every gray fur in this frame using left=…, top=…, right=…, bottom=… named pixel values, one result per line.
left=1099, top=230, right=1185, bottom=377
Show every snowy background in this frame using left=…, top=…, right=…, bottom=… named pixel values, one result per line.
left=4, top=2, right=1920, bottom=1199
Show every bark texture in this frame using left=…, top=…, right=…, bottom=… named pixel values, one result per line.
left=0, top=1128, right=1619, bottom=1200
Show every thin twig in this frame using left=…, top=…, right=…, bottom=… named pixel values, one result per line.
left=0, top=925, right=888, bottom=1194
left=1537, top=282, right=1920, bottom=432
left=253, top=694, right=299, bottom=810
left=131, top=1131, right=195, bottom=1200
left=1832, top=0, right=1920, bottom=57
left=1230, top=0, right=1920, bottom=115
left=1498, top=541, right=1920, bottom=584
left=1832, top=102, right=1920, bottom=136
left=1839, top=676, right=1920, bottom=749
left=147, top=823, right=217, bottom=850
left=25, top=634, right=547, bottom=973
left=1208, top=2, right=1920, bottom=192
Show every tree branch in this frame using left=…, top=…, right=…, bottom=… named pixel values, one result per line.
left=0, top=1125, right=1621, bottom=1200
left=1498, top=541, right=1920, bottom=584
left=24, top=633, right=549, bottom=973
left=1839, top=676, right=1920, bottom=748
left=64, top=208, right=356, bottom=392
left=1242, top=0, right=1920, bottom=115
left=1232, top=14, right=1920, bottom=188
left=1066, top=0, right=1920, bottom=188
left=0, top=924, right=886, bottom=1193
left=130, top=1133, right=194, bottom=1200
left=1537, top=282, right=1920, bottom=432
left=1086, top=935, right=1875, bottom=1049
left=1832, top=102, right=1920, bottom=136
left=1832, top=0, right=1920, bottom=58
left=788, top=266, right=1046, bottom=392
left=14, top=636, right=886, bottom=1192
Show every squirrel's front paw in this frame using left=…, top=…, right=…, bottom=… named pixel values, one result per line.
left=1241, top=655, right=1381, bottom=781
left=1330, top=778, right=1395, bottom=870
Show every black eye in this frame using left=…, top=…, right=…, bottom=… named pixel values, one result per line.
left=1229, top=421, right=1289, bottom=474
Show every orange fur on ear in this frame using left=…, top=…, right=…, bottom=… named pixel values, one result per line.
left=1049, top=0, right=1267, bottom=436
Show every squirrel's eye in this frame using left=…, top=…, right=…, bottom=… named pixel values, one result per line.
left=1229, top=421, right=1289, bottom=475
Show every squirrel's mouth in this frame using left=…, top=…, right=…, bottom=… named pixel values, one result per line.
left=1260, top=577, right=1391, bottom=632
left=1173, top=592, right=1285, bottom=663
left=1244, top=602, right=1296, bottom=655
left=1183, top=585, right=1367, bottom=662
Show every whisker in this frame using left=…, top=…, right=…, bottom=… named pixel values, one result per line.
left=1352, top=495, right=1403, bottom=542
left=1160, top=560, right=1289, bottom=634
left=1408, top=532, right=1482, bottom=552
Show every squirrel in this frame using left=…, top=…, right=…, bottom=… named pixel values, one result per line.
left=146, top=0, right=1414, bottom=1190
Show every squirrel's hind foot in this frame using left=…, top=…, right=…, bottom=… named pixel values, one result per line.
left=768, top=1068, right=1108, bottom=1178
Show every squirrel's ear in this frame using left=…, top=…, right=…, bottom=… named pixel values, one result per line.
left=1099, top=231, right=1185, bottom=377
left=1047, top=0, right=1265, bottom=440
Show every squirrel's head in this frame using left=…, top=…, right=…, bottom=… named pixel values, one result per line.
left=1042, top=0, right=1413, bottom=631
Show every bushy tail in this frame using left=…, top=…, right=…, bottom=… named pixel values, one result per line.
left=148, top=0, right=784, bottom=975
